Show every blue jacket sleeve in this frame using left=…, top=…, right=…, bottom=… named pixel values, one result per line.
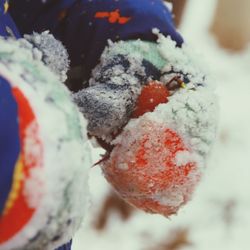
left=0, top=0, right=20, bottom=38
left=10, top=0, right=183, bottom=77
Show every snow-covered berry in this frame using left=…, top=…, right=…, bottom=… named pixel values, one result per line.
left=101, top=118, right=201, bottom=217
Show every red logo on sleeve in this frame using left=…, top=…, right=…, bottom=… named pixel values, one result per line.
left=95, top=9, right=131, bottom=24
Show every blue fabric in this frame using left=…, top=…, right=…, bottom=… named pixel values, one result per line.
left=10, top=0, right=183, bottom=77
left=0, top=76, right=20, bottom=215
left=55, top=240, right=72, bottom=250
left=0, top=0, right=20, bottom=38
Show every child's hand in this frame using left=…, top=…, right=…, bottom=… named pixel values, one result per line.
left=0, top=37, right=91, bottom=250
left=74, top=36, right=219, bottom=216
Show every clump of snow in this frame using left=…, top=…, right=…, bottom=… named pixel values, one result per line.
left=156, top=188, right=185, bottom=207
left=175, top=150, right=198, bottom=167
left=90, top=50, right=146, bottom=87
left=153, top=28, right=211, bottom=88
left=163, top=1, right=173, bottom=12
left=23, top=121, right=43, bottom=168
left=20, top=31, right=70, bottom=82
left=153, top=88, right=218, bottom=158
left=0, top=37, right=92, bottom=250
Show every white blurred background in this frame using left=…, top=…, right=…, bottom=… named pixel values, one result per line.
left=73, top=1, right=250, bottom=249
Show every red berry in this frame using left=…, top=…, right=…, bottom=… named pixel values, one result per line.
left=101, top=119, right=200, bottom=217
left=132, top=81, right=169, bottom=118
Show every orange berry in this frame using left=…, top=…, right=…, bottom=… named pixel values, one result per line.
left=101, top=120, right=200, bottom=217
left=132, top=81, right=169, bottom=118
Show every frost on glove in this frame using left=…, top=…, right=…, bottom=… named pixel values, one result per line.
left=19, top=31, right=70, bottom=82
left=74, top=40, right=164, bottom=141
left=74, top=34, right=218, bottom=217
left=0, top=38, right=91, bottom=250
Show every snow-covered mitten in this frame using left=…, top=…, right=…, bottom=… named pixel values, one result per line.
left=74, top=34, right=218, bottom=217
left=19, top=31, right=70, bottom=82
left=0, top=38, right=91, bottom=250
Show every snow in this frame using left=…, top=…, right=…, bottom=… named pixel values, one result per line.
left=175, top=151, right=197, bottom=167
left=73, top=0, right=250, bottom=250
left=22, top=31, right=70, bottom=82
left=152, top=88, right=218, bottom=157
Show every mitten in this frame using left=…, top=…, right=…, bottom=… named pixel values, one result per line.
left=0, top=37, right=91, bottom=250
left=74, top=34, right=218, bottom=217
left=19, top=31, right=70, bottom=82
